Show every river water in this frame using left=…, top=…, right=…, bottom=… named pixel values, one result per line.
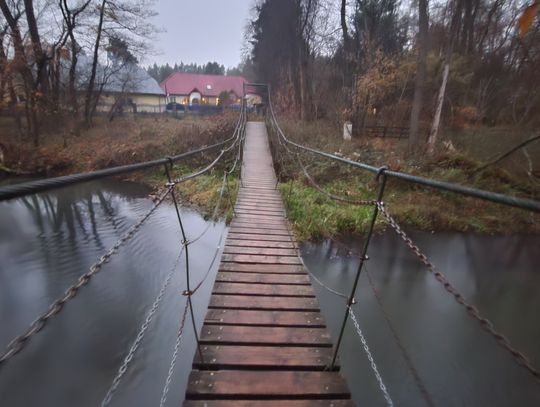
left=0, top=180, right=539, bottom=406
left=301, top=232, right=540, bottom=406
left=0, top=180, right=226, bottom=406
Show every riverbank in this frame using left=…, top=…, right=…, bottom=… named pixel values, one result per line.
left=3, top=115, right=538, bottom=239
left=0, top=113, right=237, bottom=178
left=264, top=118, right=539, bottom=239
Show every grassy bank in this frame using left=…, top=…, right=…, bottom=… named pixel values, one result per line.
left=272, top=119, right=540, bottom=239
left=146, top=162, right=239, bottom=223
left=0, top=113, right=238, bottom=178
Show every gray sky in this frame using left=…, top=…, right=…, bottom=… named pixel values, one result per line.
left=147, top=0, right=254, bottom=68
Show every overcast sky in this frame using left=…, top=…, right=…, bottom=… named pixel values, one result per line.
left=146, top=0, right=254, bottom=68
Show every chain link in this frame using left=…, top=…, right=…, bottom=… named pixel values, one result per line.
left=365, top=266, right=435, bottom=407
left=377, top=201, right=540, bottom=384
left=0, top=185, right=175, bottom=367
left=159, top=299, right=190, bottom=407
left=100, top=246, right=184, bottom=406
left=348, top=306, right=394, bottom=407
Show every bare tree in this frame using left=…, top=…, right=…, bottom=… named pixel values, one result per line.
left=408, top=0, right=429, bottom=153
left=427, top=0, right=463, bottom=155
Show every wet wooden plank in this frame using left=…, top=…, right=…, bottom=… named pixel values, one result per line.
left=237, top=196, right=284, bottom=203
left=212, top=282, right=315, bottom=297
left=235, top=209, right=285, bottom=216
left=234, top=214, right=285, bottom=221
left=235, top=202, right=284, bottom=208
left=218, top=263, right=305, bottom=274
left=193, top=345, right=334, bottom=369
left=235, top=205, right=284, bottom=211
left=185, top=122, right=352, bottom=406
left=220, top=254, right=302, bottom=265
left=228, top=228, right=291, bottom=236
left=209, top=295, right=319, bottom=311
left=205, top=310, right=324, bottom=327
left=216, top=272, right=310, bottom=285
left=184, top=401, right=355, bottom=407
left=225, top=239, right=296, bottom=249
left=227, top=233, right=293, bottom=242
left=223, top=246, right=298, bottom=257
left=231, top=220, right=290, bottom=229
left=200, top=325, right=332, bottom=346
left=185, top=371, right=350, bottom=398
left=238, top=192, right=282, bottom=198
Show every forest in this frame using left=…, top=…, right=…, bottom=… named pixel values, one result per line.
left=246, top=0, right=540, bottom=155
left=0, top=0, right=157, bottom=147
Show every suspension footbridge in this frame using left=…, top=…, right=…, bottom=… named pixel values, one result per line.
left=183, top=121, right=353, bottom=405
left=0, top=84, right=539, bottom=406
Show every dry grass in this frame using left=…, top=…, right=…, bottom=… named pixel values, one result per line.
left=274, top=118, right=540, bottom=237
left=0, top=113, right=238, bottom=177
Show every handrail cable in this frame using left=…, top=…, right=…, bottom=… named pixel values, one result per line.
left=267, top=97, right=540, bottom=213
left=160, top=106, right=245, bottom=407
left=0, top=130, right=239, bottom=202
left=164, top=109, right=245, bottom=367
left=0, top=110, right=244, bottom=368
left=264, top=88, right=540, bottom=385
left=347, top=305, right=394, bottom=407
left=102, top=107, right=246, bottom=406
left=101, top=246, right=185, bottom=407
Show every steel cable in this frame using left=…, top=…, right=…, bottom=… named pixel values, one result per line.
left=348, top=305, right=394, bottom=407
left=0, top=130, right=241, bottom=368
left=159, top=298, right=190, bottom=407
left=0, top=184, right=174, bottom=367
left=377, top=201, right=540, bottom=384
left=101, top=247, right=185, bottom=407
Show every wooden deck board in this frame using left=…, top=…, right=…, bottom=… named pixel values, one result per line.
left=215, top=271, right=310, bottom=285
left=186, top=371, right=350, bottom=399
left=183, top=121, right=351, bottom=405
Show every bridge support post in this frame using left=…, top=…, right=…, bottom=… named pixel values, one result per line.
left=163, top=162, right=205, bottom=364
left=330, top=168, right=388, bottom=368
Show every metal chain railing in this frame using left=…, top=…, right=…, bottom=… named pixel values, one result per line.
left=0, top=107, right=244, bottom=369
left=101, top=247, right=185, bottom=407
left=155, top=107, right=246, bottom=406
left=376, top=201, right=540, bottom=383
left=364, top=265, right=435, bottom=407
left=159, top=298, right=190, bottom=407
left=0, top=183, right=175, bottom=367
left=267, top=102, right=540, bottom=385
left=348, top=306, right=394, bottom=407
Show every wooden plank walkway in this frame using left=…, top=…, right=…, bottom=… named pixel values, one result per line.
left=184, top=122, right=353, bottom=406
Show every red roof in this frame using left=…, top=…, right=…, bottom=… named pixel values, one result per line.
left=160, top=72, right=247, bottom=97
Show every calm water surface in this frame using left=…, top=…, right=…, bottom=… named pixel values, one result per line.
left=301, top=232, right=540, bottom=406
left=1, top=179, right=539, bottom=406
left=0, top=180, right=225, bottom=406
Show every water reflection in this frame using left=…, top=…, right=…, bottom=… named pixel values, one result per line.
left=301, top=232, right=540, bottom=406
left=0, top=180, right=225, bottom=407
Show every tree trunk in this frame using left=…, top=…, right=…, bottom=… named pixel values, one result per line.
left=0, top=0, right=40, bottom=146
left=427, top=62, right=449, bottom=154
left=408, top=0, right=429, bottom=153
left=426, top=0, right=463, bottom=155
left=84, top=0, right=106, bottom=126
left=23, top=0, right=50, bottom=99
